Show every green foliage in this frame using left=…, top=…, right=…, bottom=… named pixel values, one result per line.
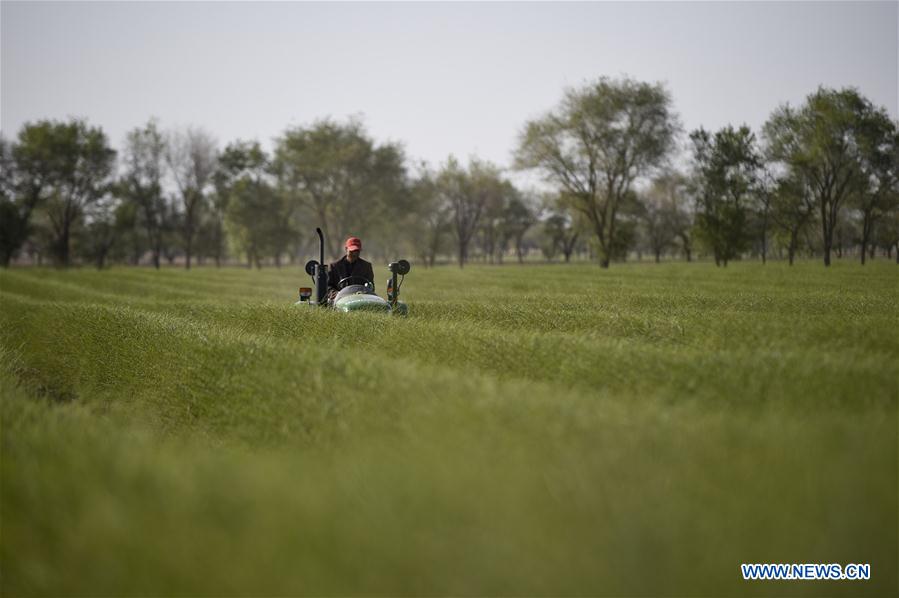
left=516, top=76, right=680, bottom=267
left=6, top=119, right=115, bottom=267
left=542, top=214, right=570, bottom=261
left=767, top=172, right=816, bottom=264
left=272, top=118, right=407, bottom=260
left=690, top=125, right=761, bottom=266
left=226, top=178, right=290, bottom=268
left=500, top=194, right=536, bottom=263
left=216, top=141, right=296, bottom=268
left=435, top=157, right=511, bottom=267
left=0, top=136, right=32, bottom=266
left=0, top=199, right=29, bottom=267
left=875, top=209, right=899, bottom=262
left=639, top=172, right=692, bottom=262
left=119, top=120, right=170, bottom=269
left=404, top=166, right=450, bottom=267
left=852, top=108, right=899, bottom=264
left=1, top=263, right=896, bottom=595
left=75, top=195, right=123, bottom=269
left=210, top=140, right=267, bottom=265
left=763, top=87, right=894, bottom=265
left=0, top=119, right=115, bottom=266
left=166, top=127, right=218, bottom=269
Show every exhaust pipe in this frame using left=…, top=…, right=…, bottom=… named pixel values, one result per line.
left=312, top=227, right=328, bottom=305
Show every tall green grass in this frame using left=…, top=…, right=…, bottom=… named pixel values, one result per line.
left=1, top=261, right=897, bottom=596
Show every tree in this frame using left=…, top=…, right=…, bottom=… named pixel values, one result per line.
left=272, top=118, right=407, bottom=260
left=0, top=134, right=44, bottom=267
left=640, top=172, right=691, bottom=263
left=48, top=121, right=115, bottom=267
left=751, top=168, right=777, bottom=264
left=436, top=157, right=503, bottom=267
left=502, top=193, right=537, bottom=263
left=77, top=194, right=122, bottom=269
left=689, top=125, right=760, bottom=266
left=854, top=113, right=898, bottom=265
left=225, top=177, right=280, bottom=269
left=160, top=198, right=183, bottom=265
left=120, top=120, right=170, bottom=269
left=211, top=141, right=267, bottom=267
left=268, top=189, right=298, bottom=267
left=10, top=120, right=115, bottom=267
left=763, top=87, right=876, bottom=266
left=110, top=199, right=146, bottom=266
left=3, top=126, right=72, bottom=266
left=478, top=179, right=507, bottom=263
left=542, top=198, right=582, bottom=263
left=768, top=172, right=816, bottom=265
left=875, top=207, right=899, bottom=263
left=167, top=127, right=217, bottom=269
left=658, top=171, right=694, bottom=262
left=475, top=176, right=526, bottom=264
left=515, top=76, right=679, bottom=267
left=218, top=142, right=292, bottom=268
left=407, top=166, right=450, bottom=268
left=639, top=196, right=673, bottom=263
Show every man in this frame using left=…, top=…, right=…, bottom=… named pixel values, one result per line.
left=327, top=236, right=375, bottom=299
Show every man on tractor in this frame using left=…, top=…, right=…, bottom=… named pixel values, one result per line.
left=327, top=236, right=375, bottom=300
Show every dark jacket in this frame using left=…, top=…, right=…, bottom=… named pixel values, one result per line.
left=328, top=255, right=375, bottom=292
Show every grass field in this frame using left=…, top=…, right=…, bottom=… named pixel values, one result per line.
left=1, top=260, right=897, bottom=596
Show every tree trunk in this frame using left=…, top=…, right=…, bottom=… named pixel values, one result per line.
left=821, top=198, right=833, bottom=266
left=788, top=230, right=798, bottom=266
left=860, top=210, right=873, bottom=265
left=597, top=236, right=611, bottom=269
left=59, top=225, right=71, bottom=268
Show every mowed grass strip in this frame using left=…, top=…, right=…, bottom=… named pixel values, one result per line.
left=2, top=263, right=896, bottom=411
left=1, top=261, right=897, bottom=596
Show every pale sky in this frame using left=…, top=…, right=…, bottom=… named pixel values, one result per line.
left=2, top=1, right=897, bottom=172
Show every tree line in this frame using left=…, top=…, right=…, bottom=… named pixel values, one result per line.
left=2, top=77, right=897, bottom=269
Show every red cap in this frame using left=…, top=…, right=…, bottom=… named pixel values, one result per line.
left=345, top=236, right=362, bottom=251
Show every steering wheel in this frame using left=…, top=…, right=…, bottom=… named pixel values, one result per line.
left=337, top=276, right=373, bottom=291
